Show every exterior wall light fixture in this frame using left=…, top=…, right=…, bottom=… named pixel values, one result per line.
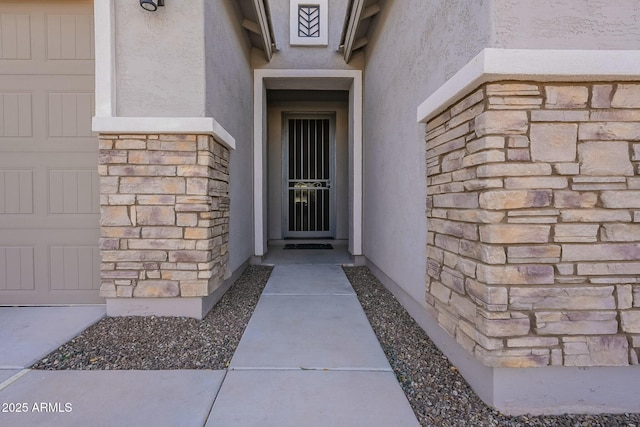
left=140, top=0, right=164, bottom=11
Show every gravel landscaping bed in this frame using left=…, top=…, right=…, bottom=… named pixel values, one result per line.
left=32, top=265, right=272, bottom=371
left=31, top=262, right=638, bottom=426
left=343, top=266, right=640, bottom=427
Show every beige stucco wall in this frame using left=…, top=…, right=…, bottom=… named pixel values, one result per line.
left=267, top=100, right=349, bottom=240
left=205, top=0, right=254, bottom=272
left=363, top=0, right=491, bottom=306
left=387, top=0, right=493, bottom=100
left=114, top=0, right=206, bottom=117
left=492, top=0, right=640, bottom=50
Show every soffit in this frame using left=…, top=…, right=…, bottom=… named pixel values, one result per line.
left=236, top=0, right=276, bottom=61
left=340, top=0, right=381, bottom=63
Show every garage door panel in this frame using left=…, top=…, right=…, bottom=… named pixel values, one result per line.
left=0, top=290, right=102, bottom=305
left=0, top=76, right=96, bottom=152
left=0, top=13, right=31, bottom=60
left=0, top=151, right=98, bottom=168
left=0, top=152, right=99, bottom=228
left=46, top=14, right=94, bottom=60
left=49, top=169, right=100, bottom=215
left=0, top=61, right=94, bottom=76
left=50, top=245, right=100, bottom=291
left=0, top=218, right=99, bottom=236
left=0, top=246, right=35, bottom=291
left=0, top=1, right=99, bottom=305
left=0, top=75, right=94, bottom=90
left=0, top=217, right=98, bottom=230
left=48, top=92, right=95, bottom=138
left=0, top=92, right=32, bottom=139
left=47, top=241, right=101, bottom=295
left=0, top=92, right=33, bottom=137
left=0, top=2, right=93, bottom=75
left=0, top=228, right=101, bottom=304
left=0, top=169, right=33, bottom=214
left=0, top=138, right=98, bottom=153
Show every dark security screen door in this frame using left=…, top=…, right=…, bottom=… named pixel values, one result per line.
left=284, top=115, right=335, bottom=238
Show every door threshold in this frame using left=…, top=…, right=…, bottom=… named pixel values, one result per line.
left=269, top=239, right=347, bottom=245
left=283, top=243, right=333, bottom=250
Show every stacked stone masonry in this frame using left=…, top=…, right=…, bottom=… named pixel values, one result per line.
left=99, top=134, right=230, bottom=300
left=426, top=82, right=640, bottom=368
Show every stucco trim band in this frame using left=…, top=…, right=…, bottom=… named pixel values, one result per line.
left=417, top=48, right=640, bottom=123
left=92, top=117, right=236, bottom=150
left=94, top=0, right=115, bottom=117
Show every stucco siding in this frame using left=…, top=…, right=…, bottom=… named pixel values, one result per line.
left=363, top=0, right=493, bottom=308
left=205, top=1, right=254, bottom=273
left=492, top=0, right=640, bottom=50
left=114, top=0, right=206, bottom=117
left=363, top=0, right=460, bottom=306
left=387, top=0, right=493, bottom=100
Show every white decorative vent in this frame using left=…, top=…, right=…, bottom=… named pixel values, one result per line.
left=290, top=0, right=328, bottom=46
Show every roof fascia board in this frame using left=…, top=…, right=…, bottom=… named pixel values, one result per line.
left=342, top=0, right=366, bottom=63
left=253, top=0, right=274, bottom=61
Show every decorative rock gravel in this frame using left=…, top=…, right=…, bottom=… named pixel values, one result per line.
left=32, top=265, right=272, bottom=371
left=32, top=264, right=639, bottom=426
left=343, top=266, right=640, bottom=427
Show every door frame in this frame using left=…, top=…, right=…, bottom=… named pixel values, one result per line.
left=281, top=112, right=337, bottom=239
left=253, top=69, right=363, bottom=256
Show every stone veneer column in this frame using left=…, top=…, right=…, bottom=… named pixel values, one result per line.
left=98, top=133, right=229, bottom=317
left=426, top=82, right=640, bottom=368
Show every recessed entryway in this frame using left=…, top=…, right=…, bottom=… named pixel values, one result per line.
left=253, top=69, right=363, bottom=259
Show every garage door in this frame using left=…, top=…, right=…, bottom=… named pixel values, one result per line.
left=0, top=1, right=101, bottom=304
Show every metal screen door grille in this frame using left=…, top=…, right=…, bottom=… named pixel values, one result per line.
left=287, top=118, right=332, bottom=234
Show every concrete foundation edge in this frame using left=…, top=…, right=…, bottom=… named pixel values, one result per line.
left=365, top=258, right=640, bottom=415
left=105, top=259, right=250, bottom=320
left=351, top=255, right=366, bottom=266
left=494, top=365, right=640, bottom=415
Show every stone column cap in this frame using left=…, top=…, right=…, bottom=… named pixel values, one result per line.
left=417, top=48, right=640, bottom=123
left=92, top=116, right=236, bottom=150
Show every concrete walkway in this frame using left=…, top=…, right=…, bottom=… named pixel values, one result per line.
left=207, top=264, right=419, bottom=426
left=0, top=261, right=419, bottom=426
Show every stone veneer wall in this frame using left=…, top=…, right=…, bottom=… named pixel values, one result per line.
left=99, top=134, right=230, bottom=300
left=426, top=82, right=640, bottom=368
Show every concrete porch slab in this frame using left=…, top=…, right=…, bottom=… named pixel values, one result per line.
left=230, top=294, right=389, bottom=370
left=0, top=370, right=225, bottom=427
left=0, top=306, right=105, bottom=369
left=206, top=369, right=419, bottom=427
left=263, top=244, right=352, bottom=265
left=263, top=265, right=354, bottom=295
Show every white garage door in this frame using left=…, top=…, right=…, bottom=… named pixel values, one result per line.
left=0, top=1, right=101, bottom=304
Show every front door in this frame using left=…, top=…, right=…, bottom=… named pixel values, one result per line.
left=283, top=114, right=335, bottom=238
